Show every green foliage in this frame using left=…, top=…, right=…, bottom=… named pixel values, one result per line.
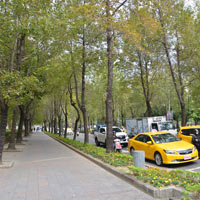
left=185, top=184, right=200, bottom=199
left=189, top=108, right=200, bottom=124
left=5, top=131, right=11, bottom=143
left=0, top=71, right=21, bottom=102
left=0, top=70, right=45, bottom=106
left=128, top=166, right=200, bottom=195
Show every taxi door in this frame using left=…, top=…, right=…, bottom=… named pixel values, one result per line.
left=178, top=129, right=192, bottom=143
left=142, top=135, right=155, bottom=160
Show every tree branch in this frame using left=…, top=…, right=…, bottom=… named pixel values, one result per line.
left=112, top=0, right=128, bottom=16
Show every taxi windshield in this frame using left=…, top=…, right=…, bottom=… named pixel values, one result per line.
left=152, top=133, right=180, bottom=144
left=112, top=128, right=122, bottom=132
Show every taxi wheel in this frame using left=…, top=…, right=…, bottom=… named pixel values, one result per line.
left=95, top=137, right=100, bottom=146
left=130, top=147, right=135, bottom=155
left=155, top=152, right=163, bottom=166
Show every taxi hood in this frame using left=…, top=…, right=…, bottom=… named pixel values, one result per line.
left=157, top=140, right=194, bottom=150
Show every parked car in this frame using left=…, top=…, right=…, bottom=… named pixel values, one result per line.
left=178, top=126, right=200, bottom=154
left=128, top=131, right=198, bottom=166
left=178, top=126, right=200, bottom=143
left=94, top=126, right=129, bottom=147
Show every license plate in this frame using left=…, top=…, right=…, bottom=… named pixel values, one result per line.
left=184, top=155, right=191, bottom=160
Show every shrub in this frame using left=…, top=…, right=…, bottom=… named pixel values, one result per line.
left=128, top=165, right=200, bottom=193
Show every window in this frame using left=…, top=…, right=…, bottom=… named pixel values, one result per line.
left=159, top=122, right=175, bottom=130
left=135, top=134, right=146, bottom=142
left=100, top=128, right=105, bottom=133
left=135, top=134, right=152, bottom=143
left=152, top=133, right=179, bottom=144
left=112, top=127, right=122, bottom=132
left=181, top=128, right=200, bottom=136
left=152, top=123, right=158, bottom=131
left=144, top=135, right=152, bottom=143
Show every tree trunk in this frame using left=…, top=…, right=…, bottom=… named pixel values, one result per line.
left=68, top=81, right=80, bottom=140
left=51, top=118, right=54, bottom=133
left=112, top=97, right=115, bottom=125
left=79, top=119, right=82, bottom=132
left=130, top=107, right=134, bottom=118
left=16, top=105, right=24, bottom=144
left=180, top=101, right=186, bottom=126
left=106, top=0, right=114, bottom=153
left=138, top=52, right=152, bottom=117
left=73, top=112, right=80, bottom=141
left=58, top=116, right=62, bottom=136
left=64, top=113, right=68, bottom=138
left=145, top=100, right=152, bottom=117
left=163, top=40, right=186, bottom=125
left=24, top=117, right=29, bottom=137
left=53, top=117, right=57, bottom=134
left=48, top=121, right=51, bottom=132
left=23, top=101, right=32, bottom=137
left=80, top=24, right=89, bottom=144
left=53, top=99, right=57, bottom=134
left=7, top=107, right=18, bottom=150
left=44, top=120, right=47, bottom=131
left=0, top=102, right=9, bottom=163
left=121, top=107, right=125, bottom=126
left=16, top=34, right=25, bottom=71
left=29, top=120, right=32, bottom=133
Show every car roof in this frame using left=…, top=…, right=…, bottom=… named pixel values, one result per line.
left=180, top=125, right=200, bottom=129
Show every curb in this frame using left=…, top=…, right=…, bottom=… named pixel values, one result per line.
left=3, top=148, right=23, bottom=152
left=46, top=133, right=184, bottom=200
left=0, top=161, right=14, bottom=168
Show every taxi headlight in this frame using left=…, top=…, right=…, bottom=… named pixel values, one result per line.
left=164, top=150, right=176, bottom=155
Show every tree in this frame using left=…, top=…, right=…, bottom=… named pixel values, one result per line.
left=104, top=0, right=128, bottom=153
left=153, top=0, right=197, bottom=125
left=0, top=0, right=54, bottom=162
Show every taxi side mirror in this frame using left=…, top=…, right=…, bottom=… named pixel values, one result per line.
left=147, top=141, right=153, bottom=145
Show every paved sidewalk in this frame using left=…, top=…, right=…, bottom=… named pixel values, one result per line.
left=0, top=132, right=154, bottom=200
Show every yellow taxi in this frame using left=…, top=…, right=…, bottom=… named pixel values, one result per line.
left=128, top=131, right=198, bottom=166
left=177, top=126, right=200, bottom=143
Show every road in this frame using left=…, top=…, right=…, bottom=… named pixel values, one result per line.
left=66, top=132, right=200, bottom=172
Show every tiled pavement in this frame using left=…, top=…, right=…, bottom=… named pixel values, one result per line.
left=0, top=132, right=154, bottom=200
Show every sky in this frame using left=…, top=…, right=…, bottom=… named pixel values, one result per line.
left=185, top=0, right=196, bottom=7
